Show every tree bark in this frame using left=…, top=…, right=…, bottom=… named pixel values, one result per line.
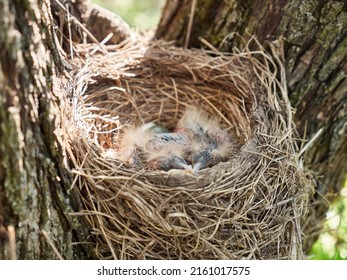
left=0, top=0, right=92, bottom=259
left=156, top=0, right=347, bottom=245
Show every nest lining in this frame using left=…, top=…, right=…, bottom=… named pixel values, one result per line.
left=63, top=37, right=312, bottom=259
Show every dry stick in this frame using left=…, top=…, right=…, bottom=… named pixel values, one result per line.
left=184, top=0, right=197, bottom=48
left=298, top=128, right=324, bottom=157
left=269, top=38, right=292, bottom=131
left=68, top=152, right=89, bottom=193
left=90, top=33, right=114, bottom=55
left=41, top=229, right=64, bottom=260
left=7, top=225, right=17, bottom=260
left=291, top=205, right=303, bottom=259
left=65, top=2, right=74, bottom=60
left=171, top=78, right=179, bottom=119
left=199, top=37, right=220, bottom=52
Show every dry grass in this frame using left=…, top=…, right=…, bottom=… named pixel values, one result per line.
left=61, top=35, right=313, bottom=259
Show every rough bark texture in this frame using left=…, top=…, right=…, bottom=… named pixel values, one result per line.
left=156, top=0, right=347, bottom=246
left=0, top=0, right=91, bottom=259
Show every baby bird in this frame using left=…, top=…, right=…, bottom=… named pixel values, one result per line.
left=176, top=107, right=233, bottom=172
left=176, top=107, right=227, bottom=147
left=146, top=132, right=190, bottom=150
left=144, top=132, right=192, bottom=171
left=192, top=140, right=234, bottom=172
left=116, top=123, right=155, bottom=168
left=115, top=109, right=233, bottom=173
left=145, top=141, right=192, bottom=171
left=117, top=122, right=192, bottom=171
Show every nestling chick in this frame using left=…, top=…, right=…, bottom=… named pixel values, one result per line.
left=176, top=107, right=221, bottom=143
left=192, top=140, right=234, bottom=172
left=145, top=142, right=192, bottom=171
left=176, top=107, right=233, bottom=172
left=116, top=123, right=154, bottom=167
left=146, top=132, right=190, bottom=151
left=117, top=123, right=192, bottom=171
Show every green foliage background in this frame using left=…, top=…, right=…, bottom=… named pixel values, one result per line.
left=92, top=0, right=164, bottom=30
left=91, top=0, right=347, bottom=260
left=309, top=180, right=347, bottom=260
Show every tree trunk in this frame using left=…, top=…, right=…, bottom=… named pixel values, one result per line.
left=0, top=0, right=92, bottom=259
left=156, top=0, right=347, bottom=245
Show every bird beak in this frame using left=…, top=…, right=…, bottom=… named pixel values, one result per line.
left=193, top=162, right=202, bottom=173
left=180, top=163, right=193, bottom=172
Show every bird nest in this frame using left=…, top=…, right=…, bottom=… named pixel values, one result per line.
left=62, top=36, right=312, bottom=259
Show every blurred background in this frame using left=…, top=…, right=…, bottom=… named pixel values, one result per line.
left=92, top=0, right=164, bottom=30
left=309, top=180, right=347, bottom=260
left=91, top=0, right=347, bottom=260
